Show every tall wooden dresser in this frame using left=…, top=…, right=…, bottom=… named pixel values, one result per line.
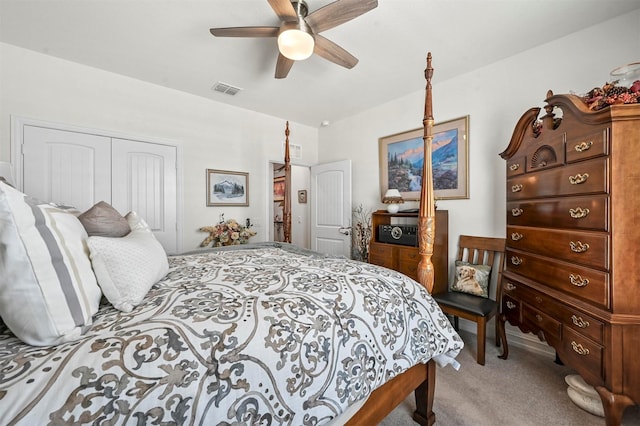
left=498, top=91, right=640, bottom=426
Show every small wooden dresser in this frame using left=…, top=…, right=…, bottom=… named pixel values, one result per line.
left=369, top=209, right=448, bottom=294
left=498, top=92, right=640, bottom=425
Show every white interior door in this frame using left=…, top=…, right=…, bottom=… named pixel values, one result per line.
left=20, top=122, right=179, bottom=254
left=111, top=139, right=178, bottom=254
left=310, top=159, right=351, bottom=257
left=22, top=126, right=111, bottom=211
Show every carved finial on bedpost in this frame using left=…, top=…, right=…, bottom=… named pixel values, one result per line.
left=417, top=52, right=436, bottom=293
left=283, top=121, right=292, bottom=243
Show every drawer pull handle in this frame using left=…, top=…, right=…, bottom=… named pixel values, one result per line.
left=574, top=141, right=593, bottom=152
left=511, top=208, right=523, bottom=217
left=569, top=274, right=589, bottom=287
left=570, top=241, right=590, bottom=253
left=571, top=341, right=590, bottom=356
left=511, top=232, right=524, bottom=241
left=511, top=184, right=523, bottom=193
left=569, top=173, right=589, bottom=185
left=569, top=207, right=590, bottom=219
left=535, top=314, right=543, bottom=322
left=509, top=163, right=520, bottom=171
left=505, top=282, right=516, bottom=291
left=535, top=296, right=543, bottom=304
left=506, top=301, right=516, bottom=309
left=571, top=315, right=590, bottom=329
left=511, top=256, right=522, bottom=266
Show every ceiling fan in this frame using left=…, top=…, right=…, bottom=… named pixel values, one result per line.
left=210, top=0, right=378, bottom=79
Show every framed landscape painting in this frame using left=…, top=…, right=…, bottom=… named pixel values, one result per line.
left=206, top=169, right=249, bottom=206
left=378, top=115, right=469, bottom=201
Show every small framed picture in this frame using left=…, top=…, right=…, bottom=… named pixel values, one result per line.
left=206, top=169, right=249, bottom=206
left=298, top=189, right=307, bottom=204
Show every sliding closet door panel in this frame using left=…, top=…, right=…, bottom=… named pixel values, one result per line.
left=111, top=139, right=177, bottom=254
left=22, top=126, right=111, bottom=211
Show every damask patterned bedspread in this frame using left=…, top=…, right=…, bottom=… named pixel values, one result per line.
left=0, top=244, right=462, bottom=425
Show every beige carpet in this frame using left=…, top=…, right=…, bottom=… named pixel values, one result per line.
left=379, top=329, right=640, bottom=426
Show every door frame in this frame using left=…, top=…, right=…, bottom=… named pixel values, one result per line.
left=11, top=115, right=184, bottom=253
left=265, top=158, right=311, bottom=247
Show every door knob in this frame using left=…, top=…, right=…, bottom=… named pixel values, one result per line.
left=339, top=227, right=351, bottom=236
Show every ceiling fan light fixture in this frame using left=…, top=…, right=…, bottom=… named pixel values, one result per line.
left=277, top=21, right=314, bottom=61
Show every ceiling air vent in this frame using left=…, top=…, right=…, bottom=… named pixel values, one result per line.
left=212, top=81, right=242, bottom=96
left=284, top=142, right=302, bottom=159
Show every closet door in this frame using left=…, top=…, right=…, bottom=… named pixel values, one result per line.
left=111, top=139, right=178, bottom=254
left=22, top=126, right=111, bottom=211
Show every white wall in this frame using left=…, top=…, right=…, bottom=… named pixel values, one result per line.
left=0, top=42, right=319, bottom=252
left=318, top=10, right=640, bottom=269
left=290, top=165, right=310, bottom=248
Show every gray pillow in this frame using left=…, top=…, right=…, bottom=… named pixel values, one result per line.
left=78, top=201, right=131, bottom=237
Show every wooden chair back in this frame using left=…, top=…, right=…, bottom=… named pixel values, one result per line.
left=456, top=235, right=506, bottom=292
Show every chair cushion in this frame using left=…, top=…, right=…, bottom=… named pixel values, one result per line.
left=432, top=291, right=497, bottom=317
left=451, top=260, right=491, bottom=298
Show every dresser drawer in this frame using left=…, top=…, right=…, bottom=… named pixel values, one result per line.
left=560, top=327, right=604, bottom=385
left=398, top=246, right=419, bottom=280
left=525, top=135, right=565, bottom=172
left=560, top=307, right=604, bottom=344
left=507, top=226, right=609, bottom=270
left=566, top=128, right=609, bottom=163
left=516, top=282, right=605, bottom=344
left=502, top=293, right=521, bottom=324
left=507, top=157, right=608, bottom=200
left=507, top=156, right=526, bottom=177
left=522, top=304, right=562, bottom=346
left=507, top=195, right=608, bottom=231
left=368, top=243, right=394, bottom=269
left=506, top=249, right=609, bottom=309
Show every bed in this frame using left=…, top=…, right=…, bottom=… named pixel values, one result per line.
left=0, top=53, right=460, bottom=425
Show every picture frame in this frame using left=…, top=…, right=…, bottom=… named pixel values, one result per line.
left=273, top=176, right=285, bottom=202
left=206, top=169, right=249, bottom=206
left=378, top=115, right=469, bottom=201
left=298, top=189, right=307, bottom=204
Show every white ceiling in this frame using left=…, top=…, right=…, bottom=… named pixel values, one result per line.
left=2, top=0, right=639, bottom=127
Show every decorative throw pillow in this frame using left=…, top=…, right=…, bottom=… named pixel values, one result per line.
left=87, top=212, right=168, bottom=312
left=451, top=260, right=492, bottom=298
left=0, top=182, right=102, bottom=346
left=78, top=201, right=130, bottom=237
left=124, top=210, right=151, bottom=232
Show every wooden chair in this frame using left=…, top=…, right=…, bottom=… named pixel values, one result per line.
left=432, top=235, right=506, bottom=365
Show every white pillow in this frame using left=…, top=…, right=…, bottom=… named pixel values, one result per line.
left=0, top=182, right=102, bottom=346
left=87, top=212, right=168, bottom=312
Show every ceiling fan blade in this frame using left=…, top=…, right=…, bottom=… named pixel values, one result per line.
left=305, top=0, right=378, bottom=33
left=210, top=27, right=279, bottom=37
left=313, top=35, right=358, bottom=69
left=275, top=54, right=295, bottom=79
left=267, top=0, right=297, bottom=21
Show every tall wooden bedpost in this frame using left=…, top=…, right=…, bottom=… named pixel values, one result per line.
left=417, top=52, right=436, bottom=293
left=283, top=121, right=292, bottom=243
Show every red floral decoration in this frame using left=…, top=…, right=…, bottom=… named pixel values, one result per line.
left=582, top=80, right=640, bottom=111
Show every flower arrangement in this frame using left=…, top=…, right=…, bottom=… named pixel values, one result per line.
left=582, top=80, right=640, bottom=111
left=351, top=204, right=373, bottom=262
left=200, top=216, right=256, bottom=247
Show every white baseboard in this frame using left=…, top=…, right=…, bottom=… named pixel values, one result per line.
left=456, top=318, right=556, bottom=358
